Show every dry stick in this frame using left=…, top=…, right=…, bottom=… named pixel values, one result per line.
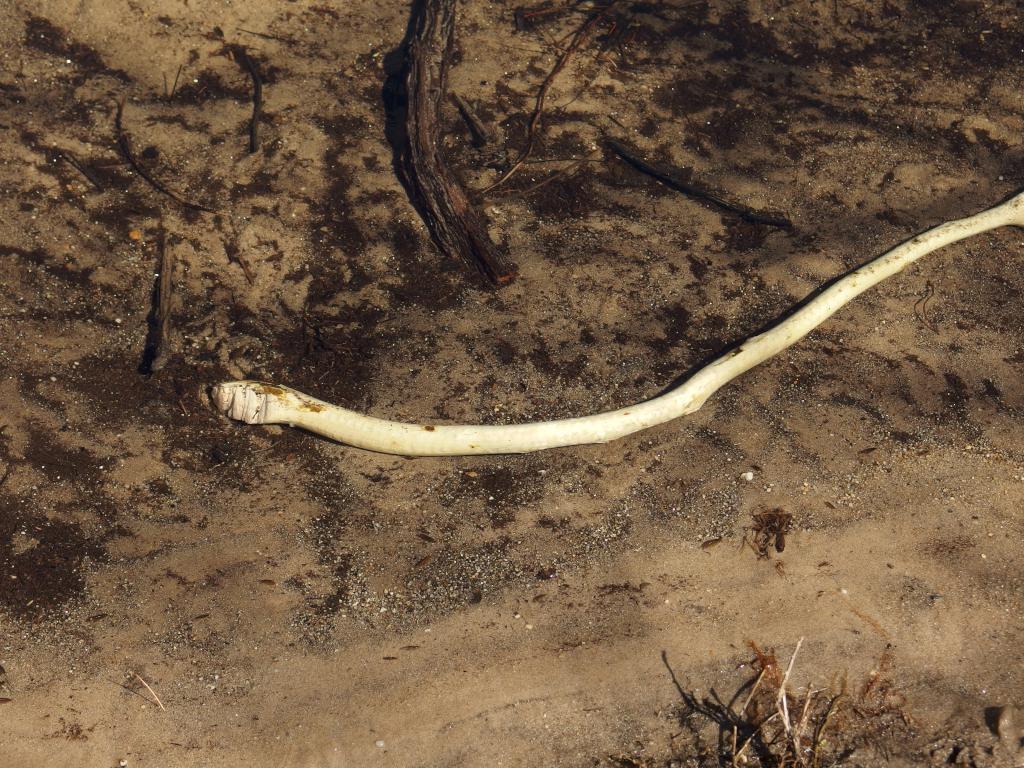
left=133, top=672, right=166, bottom=711
left=514, top=2, right=578, bottom=31
left=212, top=190, right=1024, bottom=456
left=607, top=138, right=792, bottom=228
left=140, top=225, right=176, bottom=374
left=169, top=65, right=182, bottom=100
left=237, top=27, right=295, bottom=45
left=116, top=97, right=217, bottom=213
left=398, top=0, right=516, bottom=284
left=731, top=668, right=767, bottom=766
left=484, top=1, right=618, bottom=193
left=56, top=149, right=104, bottom=191
left=777, top=638, right=804, bottom=735
left=452, top=93, right=493, bottom=147
left=733, top=712, right=780, bottom=765
left=232, top=45, right=263, bottom=153
left=811, top=695, right=842, bottom=767
left=792, top=688, right=817, bottom=760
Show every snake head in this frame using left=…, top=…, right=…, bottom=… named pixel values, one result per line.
left=211, top=381, right=271, bottom=424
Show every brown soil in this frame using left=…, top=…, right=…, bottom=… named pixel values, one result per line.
left=1, top=1, right=1023, bottom=766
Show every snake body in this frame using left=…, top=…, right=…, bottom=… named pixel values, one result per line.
left=213, top=190, right=1024, bottom=456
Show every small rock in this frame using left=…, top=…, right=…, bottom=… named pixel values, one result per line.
left=997, top=705, right=1022, bottom=753
left=740, top=471, right=755, bottom=482
left=375, top=739, right=386, bottom=749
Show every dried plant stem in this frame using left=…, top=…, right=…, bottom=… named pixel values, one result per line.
left=484, top=1, right=618, bottom=193
left=732, top=667, right=767, bottom=761
left=212, top=190, right=1024, bottom=456
left=792, top=688, right=817, bottom=760
left=733, top=712, right=780, bottom=765
left=133, top=672, right=166, bottom=711
left=607, top=138, right=792, bottom=228
left=811, top=694, right=843, bottom=768
left=777, top=637, right=804, bottom=734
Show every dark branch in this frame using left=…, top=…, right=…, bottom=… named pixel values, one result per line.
left=386, top=0, right=517, bottom=285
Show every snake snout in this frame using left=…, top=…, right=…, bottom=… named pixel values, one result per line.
left=212, top=382, right=268, bottom=424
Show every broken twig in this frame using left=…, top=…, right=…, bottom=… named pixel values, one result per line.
left=232, top=45, right=263, bottom=153
left=777, top=637, right=804, bottom=734
left=514, top=3, right=577, bottom=32
left=607, top=138, right=792, bottom=228
left=168, top=65, right=183, bottom=101
left=452, top=94, right=493, bottom=147
left=490, top=156, right=592, bottom=198
left=237, top=27, right=295, bottom=45
left=56, top=149, right=104, bottom=191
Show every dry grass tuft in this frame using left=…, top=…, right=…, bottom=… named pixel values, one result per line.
left=639, top=640, right=919, bottom=767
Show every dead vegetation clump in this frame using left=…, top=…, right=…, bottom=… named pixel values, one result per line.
left=618, top=640, right=925, bottom=767
left=745, top=510, right=793, bottom=559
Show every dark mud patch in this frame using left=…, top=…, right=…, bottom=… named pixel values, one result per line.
left=171, top=69, right=251, bottom=105
left=522, top=169, right=634, bottom=221
left=717, top=218, right=774, bottom=252
left=384, top=217, right=468, bottom=311
left=24, top=15, right=130, bottom=85
left=0, top=427, right=131, bottom=619
left=0, top=244, right=97, bottom=287
left=0, top=426, right=124, bottom=620
left=70, top=354, right=201, bottom=427
left=258, top=304, right=397, bottom=409
left=0, top=500, right=106, bottom=619
left=647, top=307, right=731, bottom=376
left=20, top=428, right=106, bottom=487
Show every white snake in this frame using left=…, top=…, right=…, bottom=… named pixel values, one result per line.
left=212, top=190, right=1024, bottom=456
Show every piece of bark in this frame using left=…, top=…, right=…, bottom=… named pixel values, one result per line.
left=395, top=0, right=516, bottom=285
left=140, top=227, right=176, bottom=374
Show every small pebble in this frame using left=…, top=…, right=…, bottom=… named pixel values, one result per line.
left=740, top=471, right=755, bottom=482
left=997, top=705, right=1021, bottom=753
left=375, top=739, right=386, bottom=749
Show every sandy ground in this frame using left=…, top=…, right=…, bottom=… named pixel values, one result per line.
left=1, top=0, right=1023, bottom=765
